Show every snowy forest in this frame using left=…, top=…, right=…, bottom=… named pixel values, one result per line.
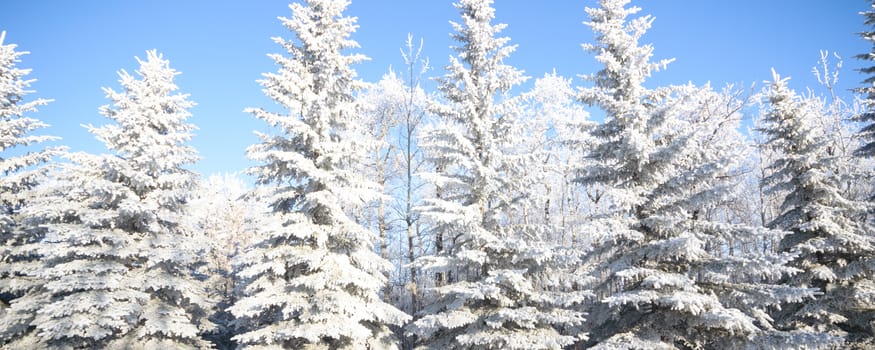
left=2, top=0, right=875, bottom=349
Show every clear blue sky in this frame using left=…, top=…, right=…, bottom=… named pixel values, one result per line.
left=2, top=0, right=869, bottom=177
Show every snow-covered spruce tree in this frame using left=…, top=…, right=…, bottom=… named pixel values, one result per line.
left=10, top=50, right=214, bottom=349
left=406, top=1, right=587, bottom=349
left=856, top=0, right=875, bottom=159
left=761, top=70, right=875, bottom=349
left=228, top=1, right=410, bottom=348
left=576, top=1, right=826, bottom=348
left=0, top=30, right=64, bottom=345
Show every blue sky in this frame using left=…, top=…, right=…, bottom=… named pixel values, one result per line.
left=2, top=0, right=869, bottom=177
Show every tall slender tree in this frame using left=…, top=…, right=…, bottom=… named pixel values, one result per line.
left=407, top=1, right=587, bottom=348
left=761, top=70, right=875, bottom=349
left=855, top=0, right=875, bottom=159
left=0, top=31, right=64, bottom=346
left=356, top=36, right=433, bottom=314
left=576, top=1, right=824, bottom=348
left=393, top=35, right=432, bottom=317
left=229, top=1, right=409, bottom=348
left=12, top=50, right=214, bottom=349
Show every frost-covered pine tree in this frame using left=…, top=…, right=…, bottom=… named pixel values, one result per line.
left=406, top=1, right=587, bottom=349
left=228, top=1, right=410, bottom=348
left=576, top=1, right=826, bottom=348
left=761, top=70, right=875, bottom=349
left=0, top=30, right=64, bottom=346
left=856, top=0, right=875, bottom=158
left=9, top=50, right=215, bottom=349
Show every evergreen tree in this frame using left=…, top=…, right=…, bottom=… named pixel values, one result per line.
left=576, top=1, right=824, bottom=348
left=406, top=1, right=587, bottom=349
left=228, top=1, right=410, bottom=348
left=12, top=50, right=214, bottom=349
left=855, top=0, right=875, bottom=158
left=0, top=30, right=64, bottom=346
left=761, top=70, right=875, bottom=349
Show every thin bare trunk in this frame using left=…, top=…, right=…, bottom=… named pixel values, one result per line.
left=405, top=113, right=419, bottom=312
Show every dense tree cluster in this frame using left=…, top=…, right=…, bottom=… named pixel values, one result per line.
left=2, top=0, right=874, bottom=349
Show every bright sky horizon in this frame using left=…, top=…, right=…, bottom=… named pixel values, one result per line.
left=2, top=0, right=870, bottom=177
